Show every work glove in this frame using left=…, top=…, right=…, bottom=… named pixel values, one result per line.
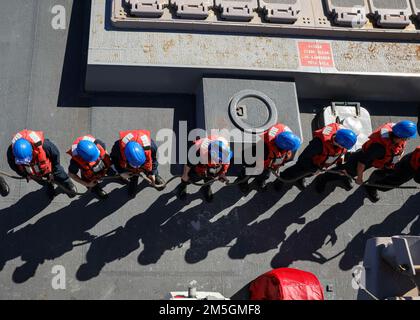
left=181, top=174, right=190, bottom=183
left=218, top=175, right=229, bottom=183
left=355, top=176, right=364, bottom=185
left=148, top=175, right=156, bottom=185
left=120, top=172, right=132, bottom=181
left=46, top=174, right=54, bottom=183
left=85, top=181, right=98, bottom=188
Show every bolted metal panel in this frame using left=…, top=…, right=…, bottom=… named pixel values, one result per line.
left=196, top=78, right=302, bottom=144
left=330, top=0, right=366, bottom=6
left=126, top=0, right=167, bottom=17
left=170, top=0, right=213, bottom=19
left=371, top=0, right=409, bottom=9
left=214, top=0, right=258, bottom=21
left=258, top=0, right=301, bottom=23
left=368, top=0, right=412, bottom=28
left=325, top=0, right=369, bottom=27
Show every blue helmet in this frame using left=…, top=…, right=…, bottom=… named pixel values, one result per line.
left=77, top=140, right=100, bottom=163
left=13, top=138, right=33, bottom=165
left=275, top=131, right=301, bottom=152
left=392, top=120, right=417, bottom=139
left=335, top=128, right=357, bottom=150
left=125, top=141, right=146, bottom=168
left=208, top=140, right=233, bottom=164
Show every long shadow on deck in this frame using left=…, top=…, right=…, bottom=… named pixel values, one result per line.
left=226, top=181, right=338, bottom=261
left=0, top=186, right=130, bottom=283
left=0, top=189, right=52, bottom=271
left=75, top=178, right=354, bottom=282
left=184, top=182, right=293, bottom=264
left=339, top=193, right=420, bottom=272
left=76, top=184, right=244, bottom=280
left=270, top=187, right=366, bottom=268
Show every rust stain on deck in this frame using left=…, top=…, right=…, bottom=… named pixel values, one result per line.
left=143, top=44, right=153, bottom=54
left=163, top=39, right=175, bottom=53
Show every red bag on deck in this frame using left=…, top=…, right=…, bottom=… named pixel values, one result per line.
left=250, top=268, right=324, bottom=300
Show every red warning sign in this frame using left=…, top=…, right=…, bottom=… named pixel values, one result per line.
left=298, top=41, right=334, bottom=68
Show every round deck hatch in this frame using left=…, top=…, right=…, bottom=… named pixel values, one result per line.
left=229, top=90, right=278, bottom=133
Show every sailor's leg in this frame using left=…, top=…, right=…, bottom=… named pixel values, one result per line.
left=0, top=176, right=10, bottom=197
left=278, top=161, right=316, bottom=192
left=254, top=169, right=270, bottom=191
left=53, top=165, right=77, bottom=198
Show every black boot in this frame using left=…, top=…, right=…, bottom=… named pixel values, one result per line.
left=91, top=185, right=108, bottom=200
left=365, top=185, right=380, bottom=203
left=235, top=172, right=249, bottom=194
left=154, top=175, right=166, bottom=191
left=294, top=178, right=307, bottom=191
left=62, top=179, right=77, bottom=198
left=176, top=181, right=188, bottom=200
left=46, top=183, right=57, bottom=200
left=0, top=176, right=10, bottom=197
left=202, top=185, right=213, bottom=203
left=236, top=175, right=249, bottom=193
left=255, top=178, right=268, bottom=192
left=273, top=179, right=284, bottom=191
left=238, top=181, right=249, bottom=193
left=315, top=178, right=326, bottom=194
left=128, top=176, right=139, bottom=197
left=340, top=176, right=354, bottom=191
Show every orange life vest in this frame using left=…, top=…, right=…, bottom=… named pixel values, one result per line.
left=12, top=130, right=52, bottom=177
left=193, top=135, right=230, bottom=177
left=262, top=123, right=291, bottom=169
left=410, top=147, right=420, bottom=172
left=119, top=130, right=153, bottom=174
left=312, top=123, right=347, bottom=169
left=362, top=123, right=407, bottom=169
left=67, top=135, right=112, bottom=182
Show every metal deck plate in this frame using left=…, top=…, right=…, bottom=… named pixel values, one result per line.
left=258, top=0, right=301, bottom=23
left=111, top=0, right=420, bottom=34
left=371, top=0, right=410, bottom=9
left=88, top=0, right=420, bottom=97
left=171, top=0, right=213, bottom=19
left=325, top=0, right=369, bottom=27
left=1, top=0, right=420, bottom=301
left=368, top=0, right=412, bottom=28
left=196, top=78, right=301, bottom=137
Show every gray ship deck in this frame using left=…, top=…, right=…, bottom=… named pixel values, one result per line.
left=0, top=0, right=419, bottom=300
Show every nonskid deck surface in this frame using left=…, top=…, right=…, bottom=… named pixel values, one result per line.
left=0, top=0, right=418, bottom=300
